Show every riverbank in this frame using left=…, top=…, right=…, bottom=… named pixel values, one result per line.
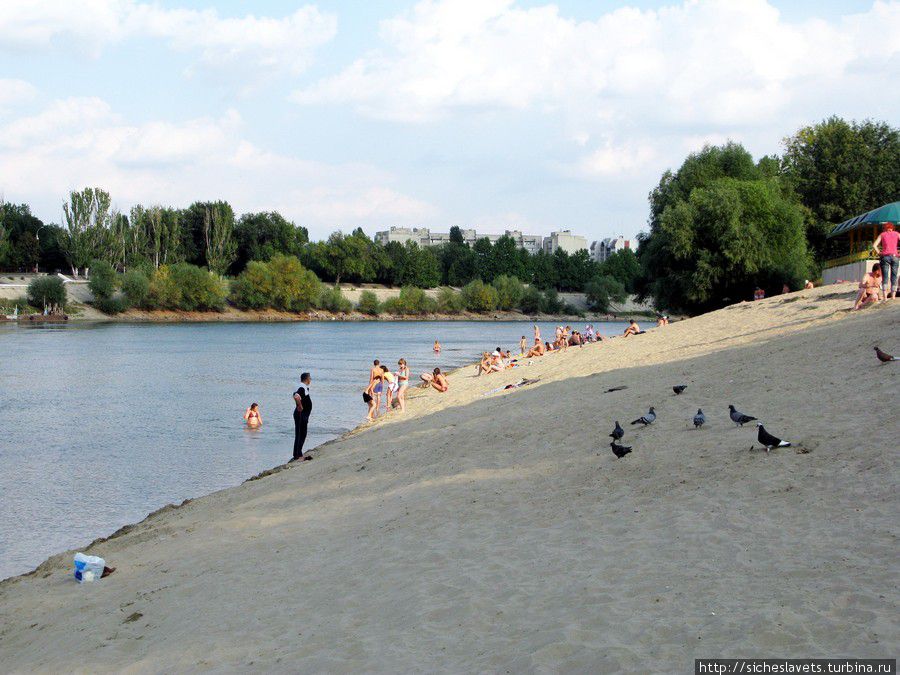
left=1, top=283, right=897, bottom=671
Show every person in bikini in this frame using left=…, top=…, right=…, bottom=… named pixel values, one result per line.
left=368, top=359, right=384, bottom=416
left=396, top=358, right=410, bottom=412
left=623, top=319, right=641, bottom=337
left=526, top=338, right=545, bottom=358
left=244, top=403, right=262, bottom=428
left=434, top=340, right=442, bottom=353
left=853, top=264, right=883, bottom=310
left=430, top=368, right=449, bottom=392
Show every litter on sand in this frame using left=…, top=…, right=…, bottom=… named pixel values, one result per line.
left=483, top=378, right=540, bottom=396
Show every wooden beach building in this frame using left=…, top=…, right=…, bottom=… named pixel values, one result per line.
left=823, top=201, right=899, bottom=284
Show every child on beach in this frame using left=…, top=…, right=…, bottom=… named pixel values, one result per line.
left=381, top=365, right=397, bottom=410
left=519, top=336, right=527, bottom=355
left=243, top=403, right=262, bottom=428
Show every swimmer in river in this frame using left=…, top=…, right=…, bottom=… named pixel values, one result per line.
left=244, top=402, right=262, bottom=428
left=434, top=340, right=442, bottom=353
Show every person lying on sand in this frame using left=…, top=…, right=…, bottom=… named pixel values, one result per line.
left=623, top=319, right=641, bottom=337
left=423, top=368, right=448, bottom=392
left=853, top=264, right=883, bottom=310
left=525, top=338, right=545, bottom=358
left=243, top=402, right=262, bottom=428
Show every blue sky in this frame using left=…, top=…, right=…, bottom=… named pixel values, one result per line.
left=1, top=0, right=898, bottom=242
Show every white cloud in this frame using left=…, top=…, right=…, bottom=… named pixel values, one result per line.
left=0, top=1, right=336, bottom=78
left=0, top=97, right=435, bottom=236
left=0, top=79, right=37, bottom=112
left=294, top=0, right=900, bottom=183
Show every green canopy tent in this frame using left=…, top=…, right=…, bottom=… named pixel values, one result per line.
left=823, top=201, right=899, bottom=282
left=827, top=201, right=900, bottom=238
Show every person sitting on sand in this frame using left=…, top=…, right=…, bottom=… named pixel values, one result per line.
left=526, top=338, right=545, bottom=358
left=475, top=352, right=492, bottom=376
left=545, top=340, right=556, bottom=352
left=853, top=264, right=883, bottom=310
left=243, top=402, right=262, bottom=428
left=422, top=367, right=448, bottom=392
left=623, top=319, right=641, bottom=337
left=488, top=351, right=504, bottom=373
left=804, top=279, right=814, bottom=290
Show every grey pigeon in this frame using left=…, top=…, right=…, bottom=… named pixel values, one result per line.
left=728, top=404, right=757, bottom=427
left=756, top=423, right=791, bottom=451
left=631, top=407, right=656, bottom=425
left=610, top=441, right=632, bottom=458
left=693, top=409, right=705, bottom=429
left=874, top=346, right=897, bottom=362
left=673, top=385, right=687, bottom=395
left=609, top=421, right=624, bottom=440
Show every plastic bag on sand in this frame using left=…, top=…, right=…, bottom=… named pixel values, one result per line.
left=74, top=553, right=105, bottom=583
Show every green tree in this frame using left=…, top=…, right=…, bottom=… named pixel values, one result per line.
left=490, top=235, right=525, bottom=279
left=492, top=274, right=525, bottom=310
left=529, top=250, right=558, bottom=289
left=121, top=269, right=150, bottom=308
left=88, top=259, right=117, bottom=300
left=638, top=148, right=812, bottom=314
left=599, top=249, right=640, bottom=293
left=62, top=187, right=112, bottom=277
left=357, top=290, right=381, bottom=315
left=27, top=275, right=66, bottom=310
left=782, top=116, right=900, bottom=261
left=519, top=285, right=542, bottom=314
left=230, top=254, right=320, bottom=312
left=472, top=238, right=495, bottom=282
left=435, top=287, right=465, bottom=313
left=202, top=202, right=237, bottom=275
left=460, top=279, right=498, bottom=312
left=440, top=241, right=477, bottom=286
left=584, top=275, right=627, bottom=312
left=401, top=242, right=441, bottom=288
left=232, top=211, right=308, bottom=273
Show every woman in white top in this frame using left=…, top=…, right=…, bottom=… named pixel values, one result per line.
left=396, top=358, right=410, bottom=412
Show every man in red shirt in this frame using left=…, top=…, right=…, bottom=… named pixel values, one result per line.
left=873, top=222, right=899, bottom=299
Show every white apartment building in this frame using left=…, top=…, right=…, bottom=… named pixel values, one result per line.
left=590, top=236, right=635, bottom=263
left=375, top=227, right=546, bottom=254
left=542, top=230, right=589, bottom=255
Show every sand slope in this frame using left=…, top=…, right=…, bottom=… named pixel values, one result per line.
left=1, top=284, right=898, bottom=673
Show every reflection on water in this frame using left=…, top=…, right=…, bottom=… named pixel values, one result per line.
left=0, top=319, right=625, bottom=579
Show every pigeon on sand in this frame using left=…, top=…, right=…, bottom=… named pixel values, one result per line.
left=756, top=423, right=791, bottom=451
left=693, top=409, right=705, bottom=429
left=631, top=407, right=656, bottom=425
left=609, top=421, right=624, bottom=440
left=729, top=405, right=757, bottom=427
left=874, top=346, right=897, bottom=363
left=610, top=441, right=632, bottom=458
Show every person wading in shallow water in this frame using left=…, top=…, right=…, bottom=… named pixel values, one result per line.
left=292, top=372, right=313, bottom=461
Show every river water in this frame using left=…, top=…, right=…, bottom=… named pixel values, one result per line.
left=0, top=319, right=626, bottom=579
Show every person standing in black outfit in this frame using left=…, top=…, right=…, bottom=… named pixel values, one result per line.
left=292, top=372, right=313, bottom=461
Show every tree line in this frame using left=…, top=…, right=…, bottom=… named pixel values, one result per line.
left=635, top=116, right=900, bottom=314
left=0, top=192, right=638, bottom=299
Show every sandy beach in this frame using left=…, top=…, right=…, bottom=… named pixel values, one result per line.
left=1, top=283, right=897, bottom=673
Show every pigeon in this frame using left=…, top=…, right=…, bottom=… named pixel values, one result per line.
left=756, top=423, right=791, bottom=451
left=693, top=409, right=705, bottom=429
left=672, top=385, right=687, bottom=395
left=609, top=421, right=624, bottom=440
left=728, top=405, right=757, bottom=427
left=610, top=441, right=632, bottom=458
left=631, top=407, right=656, bottom=425
left=874, top=347, right=897, bottom=362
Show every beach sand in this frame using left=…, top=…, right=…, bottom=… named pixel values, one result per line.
left=1, top=284, right=897, bottom=673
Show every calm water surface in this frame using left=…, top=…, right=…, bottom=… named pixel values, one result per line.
left=0, top=320, right=625, bottom=579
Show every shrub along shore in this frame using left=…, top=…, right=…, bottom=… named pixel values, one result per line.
left=12, top=255, right=648, bottom=321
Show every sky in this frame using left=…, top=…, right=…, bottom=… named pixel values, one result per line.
left=1, top=0, right=898, bottom=243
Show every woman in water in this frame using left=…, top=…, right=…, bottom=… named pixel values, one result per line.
left=396, top=358, right=410, bottom=412
left=434, top=340, right=442, bottom=353
left=243, top=403, right=262, bottom=428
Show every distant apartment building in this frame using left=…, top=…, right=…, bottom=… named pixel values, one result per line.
left=542, top=230, right=589, bottom=255
left=590, top=236, right=635, bottom=263
left=375, top=227, right=546, bottom=254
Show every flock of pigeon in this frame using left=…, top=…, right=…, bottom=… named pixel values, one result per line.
left=606, top=346, right=899, bottom=460
left=607, top=384, right=791, bottom=459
